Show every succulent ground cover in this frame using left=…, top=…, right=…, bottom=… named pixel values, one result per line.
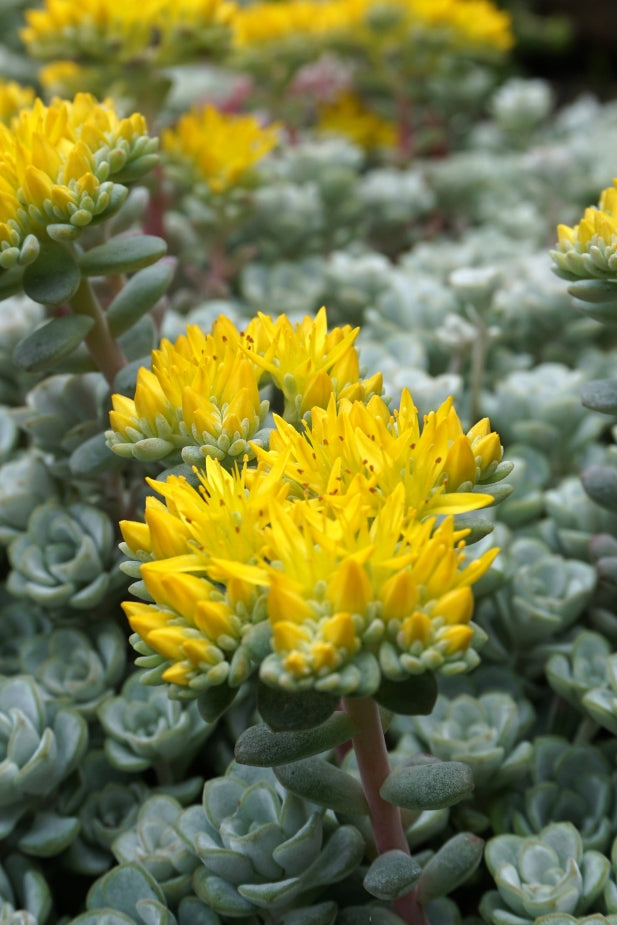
left=0, top=1, right=616, bottom=923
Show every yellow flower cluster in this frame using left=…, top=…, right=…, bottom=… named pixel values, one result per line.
left=0, top=81, right=35, bottom=125
left=551, top=181, right=617, bottom=279
left=317, top=92, right=398, bottom=151
left=232, top=0, right=513, bottom=53
left=0, top=92, right=156, bottom=268
left=22, top=0, right=237, bottom=69
left=23, top=0, right=512, bottom=98
left=161, top=106, right=279, bottom=196
left=106, top=307, right=380, bottom=465
left=117, top=310, right=508, bottom=698
left=232, top=0, right=364, bottom=47
left=400, top=0, right=514, bottom=52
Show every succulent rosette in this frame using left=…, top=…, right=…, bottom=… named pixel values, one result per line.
left=411, top=691, right=534, bottom=792
left=176, top=761, right=364, bottom=919
left=0, top=675, right=88, bottom=854
left=7, top=500, right=123, bottom=614
left=481, top=823, right=611, bottom=924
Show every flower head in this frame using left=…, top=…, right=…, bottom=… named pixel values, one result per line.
left=0, top=92, right=156, bottom=268
left=117, top=312, right=506, bottom=700
left=0, top=81, right=35, bottom=125
left=245, top=306, right=383, bottom=424
left=22, top=0, right=237, bottom=70
left=162, top=105, right=279, bottom=196
left=107, top=308, right=382, bottom=466
left=257, top=388, right=501, bottom=517
left=317, top=91, right=397, bottom=150
left=232, top=0, right=513, bottom=59
left=120, top=457, right=289, bottom=690
left=397, top=0, right=514, bottom=53
left=256, top=486, right=496, bottom=694
left=551, top=181, right=617, bottom=279
left=107, top=315, right=270, bottom=467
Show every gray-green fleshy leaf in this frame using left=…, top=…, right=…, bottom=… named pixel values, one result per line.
left=567, top=278, right=617, bottom=303
left=278, top=901, right=337, bottom=924
left=12, top=315, right=95, bottom=374
left=83, top=863, right=168, bottom=918
left=416, top=832, right=484, bottom=902
left=70, top=432, right=122, bottom=476
left=0, top=265, right=25, bottom=301
left=380, top=761, right=474, bottom=810
left=483, top=822, right=610, bottom=922
left=0, top=852, right=53, bottom=923
left=273, top=758, right=368, bottom=815
left=21, top=241, right=81, bottom=305
left=336, top=907, right=406, bottom=924
left=107, top=259, right=175, bottom=337
left=581, top=465, right=617, bottom=513
left=234, top=713, right=358, bottom=767
left=581, top=379, right=617, bottom=415
left=373, top=672, right=438, bottom=716
left=193, top=872, right=255, bottom=917
left=17, top=810, right=80, bottom=856
left=257, top=682, right=339, bottom=732
left=196, top=685, right=238, bottom=724
left=79, top=236, right=167, bottom=276
left=363, top=849, right=422, bottom=900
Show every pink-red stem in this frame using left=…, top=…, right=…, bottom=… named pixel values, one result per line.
left=342, top=696, right=428, bottom=925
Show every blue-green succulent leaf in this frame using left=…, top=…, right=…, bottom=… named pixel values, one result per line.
left=278, top=901, right=337, bottom=925
left=381, top=761, right=475, bottom=810
left=257, top=682, right=339, bottom=732
left=416, top=832, right=484, bottom=902
left=22, top=241, right=81, bottom=305
left=13, top=315, right=94, bottom=373
left=107, top=259, right=175, bottom=337
left=274, top=758, right=368, bottom=815
left=363, top=849, right=422, bottom=900
left=235, top=713, right=358, bottom=767
left=17, top=810, right=80, bottom=856
left=79, top=236, right=167, bottom=276
left=193, top=870, right=255, bottom=916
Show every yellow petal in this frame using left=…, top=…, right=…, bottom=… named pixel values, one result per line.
left=326, top=558, right=372, bottom=615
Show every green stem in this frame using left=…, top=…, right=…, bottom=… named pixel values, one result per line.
left=573, top=714, right=599, bottom=746
left=342, top=696, right=428, bottom=925
left=69, top=274, right=127, bottom=387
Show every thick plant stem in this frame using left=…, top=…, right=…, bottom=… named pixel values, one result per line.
left=342, top=696, right=428, bottom=925
left=70, top=275, right=127, bottom=387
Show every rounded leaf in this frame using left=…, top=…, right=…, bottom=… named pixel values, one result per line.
left=107, top=259, right=175, bottom=337
left=258, top=682, right=340, bottom=732
left=380, top=761, right=474, bottom=810
left=581, top=379, right=617, bottom=415
left=235, top=713, right=358, bottom=767
left=13, top=315, right=95, bottom=373
left=274, top=757, right=368, bottom=815
left=416, top=832, right=484, bottom=903
left=374, top=672, right=438, bottom=716
left=363, top=849, right=422, bottom=900
left=22, top=241, right=81, bottom=305
left=581, top=466, right=617, bottom=513
left=79, top=236, right=167, bottom=276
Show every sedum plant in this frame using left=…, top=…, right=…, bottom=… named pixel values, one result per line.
left=410, top=691, right=534, bottom=795
left=480, top=823, right=612, bottom=924
left=176, top=761, right=364, bottom=919
left=0, top=674, right=88, bottom=856
left=4, top=0, right=617, bottom=923
left=490, top=737, right=617, bottom=853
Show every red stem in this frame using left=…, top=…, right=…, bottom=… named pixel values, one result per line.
left=342, top=696, right=428, bottom=925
